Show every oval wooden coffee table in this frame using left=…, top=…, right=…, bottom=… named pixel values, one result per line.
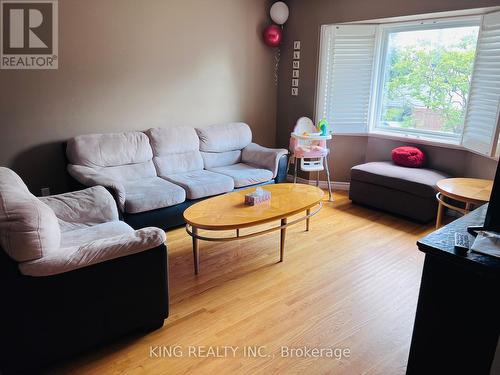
left=435, top=178, right=493, bottom=229
left=183, top=183, right=324, bottom=274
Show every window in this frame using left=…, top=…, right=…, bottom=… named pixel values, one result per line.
left=317, top=25, right=377, bottom=134
left=376, top=22, right=479, bottom=139
left=462, top=12, right=500, bottom=156
left=317, top=11, right=500, bottom=157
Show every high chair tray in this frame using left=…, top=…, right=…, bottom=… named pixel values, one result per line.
left=291, top=133, right=332, bottom=141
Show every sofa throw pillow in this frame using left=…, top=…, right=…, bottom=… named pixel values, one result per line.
left=391, top=146, right=426, bottom=168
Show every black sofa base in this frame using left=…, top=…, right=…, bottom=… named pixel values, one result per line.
left=0, top=245, right=169, bottom=374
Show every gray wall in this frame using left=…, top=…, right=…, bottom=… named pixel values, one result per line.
left=0, top=0, right=277, bottom=194
left=365, top=137, right=498, bottom=178
left=277, top=0, right=500, bottom=182
left=1, top=0, right=498, bottom=192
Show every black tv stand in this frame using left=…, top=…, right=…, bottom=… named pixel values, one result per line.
left=408, top=204, right=500, bottom=375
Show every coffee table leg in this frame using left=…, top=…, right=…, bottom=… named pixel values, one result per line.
left=306, top=208, right=310, bottom=231
left=280, top=218, right=287, bottom=262
left=192, top=227, right=199, bottom=275
left=436, top=201, right=444, bottom=229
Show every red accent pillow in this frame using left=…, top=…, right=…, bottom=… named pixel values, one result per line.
left=391, top=146, right=425, bottom=168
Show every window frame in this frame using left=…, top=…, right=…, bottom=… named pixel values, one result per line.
left=369, top=16, right=482, bottom=142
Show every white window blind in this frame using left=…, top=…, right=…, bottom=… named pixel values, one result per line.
left=317, top=25, right=377, bottom=134
left=462, top=11, right=500, bottom=156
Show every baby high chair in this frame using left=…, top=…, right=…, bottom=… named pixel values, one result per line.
left=288, top=117, right=333, bottom=201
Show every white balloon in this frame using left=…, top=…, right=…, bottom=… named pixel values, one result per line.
left=270, top=2, right=289, bottom=25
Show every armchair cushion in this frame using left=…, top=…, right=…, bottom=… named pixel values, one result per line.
left=164, top=170, right=234, bottom=199
left=0, top=168, right=60, bottom=262
left=19, top=227, right=166, bottom=277
left=40, top=186, right=119, bottom=232
left=122, top=177, right=185, bottom=214
left=60, top=221, right=133, bottom=248
left=242, top=143, right=288, bottom=179
left=196, top=123, right=252, bottom=152
left=207, top=163, right=273, bottom=188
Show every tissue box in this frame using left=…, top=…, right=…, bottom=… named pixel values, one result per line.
left=245, top=188, right=271, bottom=206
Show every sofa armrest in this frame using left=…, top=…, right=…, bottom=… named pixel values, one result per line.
left=242, top=143, right=289, bottom=178
left=67, top=164, right=126, bottom=211
left=40, top=186, right=119, bottom=226
left=19, top=227, right=166, bottom=276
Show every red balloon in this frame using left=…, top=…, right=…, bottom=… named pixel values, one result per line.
left=263, top=25, right=282, bottom=47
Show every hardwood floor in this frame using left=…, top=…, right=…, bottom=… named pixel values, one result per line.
left=50, top=191, right=433, bottom=375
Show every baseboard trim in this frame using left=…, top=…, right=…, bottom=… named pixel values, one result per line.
left=286, top=175, right=350, bottom=191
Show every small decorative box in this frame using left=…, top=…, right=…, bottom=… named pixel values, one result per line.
left=245, top=187, right=271, bottom=206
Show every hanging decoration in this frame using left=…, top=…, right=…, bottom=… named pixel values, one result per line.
left=263, top=2, right=289, bottom=86
left=274, top=48, right=281, bottom=86
left=263, top=24, right=283, bottom=48
left=270, top=2, right=289, bottom=25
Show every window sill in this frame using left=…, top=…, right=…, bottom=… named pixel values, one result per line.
left=368, top=130, right=464, bottom=150
left=331, top=131, right=499, bottom=160
left=331, top=131, right=464, bottom=150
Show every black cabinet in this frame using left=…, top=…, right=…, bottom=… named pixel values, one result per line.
left=408, top=205, right=500, bottom=375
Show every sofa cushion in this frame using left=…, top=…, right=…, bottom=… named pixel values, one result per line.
left=67, top=131, right=153, bottom=168
left=123, top=177, right=186, bottom=214
left=0, top=168, right=61, bottom=262
left=196, top=123, right=252, bottom=152
left=40, top=186, right=119, bottom=232
left=201, top=150, right=242, bottom=168
left=96, top=161, right=157, bottom=181
left=207, top=163, right=274, bottom=188
left=18, top=227, right=166, bottom=277
left=351, top=161, right=449, bottom=198
left=146, top=127, right=204, bottom=175
left=164, top=170, right=234, bottom=200
left=61, top=221, right=133, bottom=248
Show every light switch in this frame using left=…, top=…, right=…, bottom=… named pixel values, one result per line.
left=292, top=79, right=299, bottom=87
left=292, top=87, right=298, bottom=96
left=293, top=51, right=300, bottom=59
left=294, top=41, right=301, bottom=50
left=293, top=69, right=300, bottom=78
left=293, top=61, right=300, bottom=69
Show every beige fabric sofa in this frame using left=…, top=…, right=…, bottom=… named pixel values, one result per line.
left=66, top=123, right=288, bottom=229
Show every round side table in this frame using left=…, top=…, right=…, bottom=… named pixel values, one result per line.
left=435, top=178, right=493, bottom=229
